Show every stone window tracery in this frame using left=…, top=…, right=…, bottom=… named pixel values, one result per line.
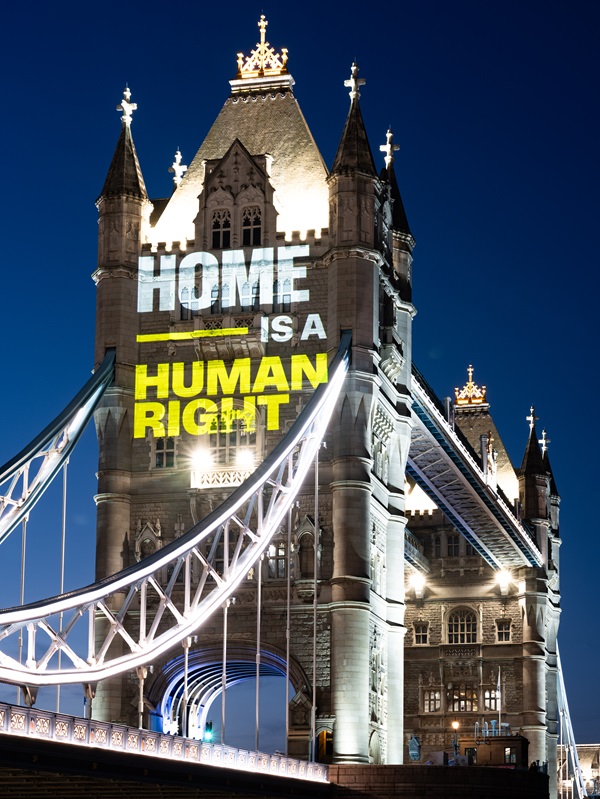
left=447, top=682, right=478, bottom=712
left=414, top=623, right=428, bottom=645
left=496, top=619, right=511, bottom=642
left=154, top=436, right=176, bottom=468
left=212, top=208, right=232, bottom=249
left=242, top=206, right=261, bottom=246
left=447, top=609, right=477, bottom=644
left=423, top=690, right=441, bottom=712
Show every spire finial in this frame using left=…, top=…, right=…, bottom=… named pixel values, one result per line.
left=455, top=364, right=487, bottom=407
left=539, top=429, right=551, bottom=455
left=236, top=16, right=288, bottom=78
left=345, top=62, right=365, bottom=101
left=380, top=128, right=400, bottom=169
left=117, top=86, right=137, bottom=127
left=169, top=149, right=188, bottom=188
left=526, top=406, right=539, bottom=431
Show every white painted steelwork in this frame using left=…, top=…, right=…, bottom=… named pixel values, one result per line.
left=0, top=351, right=115, bottom=547
left=0, top=334, right=350, bottom=686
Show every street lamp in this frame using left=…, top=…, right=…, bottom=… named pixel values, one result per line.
left=452, top=720, right=459, bottom=758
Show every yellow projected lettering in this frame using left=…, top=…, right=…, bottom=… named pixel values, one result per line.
left=133, top=353, right=328, bottom=438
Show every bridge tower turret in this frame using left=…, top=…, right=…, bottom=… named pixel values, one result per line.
left=93, top=88, right=152, bottom=721
left=518, top=409, right=560, bottom=795
left=326, top=64, right=414, bottom=764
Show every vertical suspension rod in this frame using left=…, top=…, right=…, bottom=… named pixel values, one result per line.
left=57, top=457, right=68, bottom=713
left=311, top=442, right=319, bottom=762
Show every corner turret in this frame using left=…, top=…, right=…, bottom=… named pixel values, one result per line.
left=94, top=87, right=152, bottom=370
left=379, top=129, right=415, bottom=301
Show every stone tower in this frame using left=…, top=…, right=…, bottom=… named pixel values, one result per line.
left=93, top=19, right=560, bottom=782
left=93, top=18, right=414, bottom=765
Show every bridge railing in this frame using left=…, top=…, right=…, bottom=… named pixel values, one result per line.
left=0, top=700, right=328, bottom=782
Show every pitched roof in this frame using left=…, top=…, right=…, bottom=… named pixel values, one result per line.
left=152, top=84, right=329, bottom=242
left=520, top=425, right=545, bottom=475
left=98, top=123, right=147, bottom=202
left=542, top=449, right=559, bottom=496
left=331, top=97, right=376, bottom=176
left=387, top=162, right=413, bottom=237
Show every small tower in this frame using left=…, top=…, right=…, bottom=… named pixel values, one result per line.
left=93, top=88, right=152, bottom=722
left=379, top=128, right=415, bottom=302
left=518, top=407, right=550, bottom=533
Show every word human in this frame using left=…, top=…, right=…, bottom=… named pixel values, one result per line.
left=138, top=245, right=311, bottom=313
left=133, top=353, right=328, bottom=438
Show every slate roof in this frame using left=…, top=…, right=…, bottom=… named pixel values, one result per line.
left=520, top=425, right=545, bottom=475
left=331, top=97, right=376, bottom=176
left=152, top=81, right=329, bottom=242
left=98, top=123, right=147, bottom=202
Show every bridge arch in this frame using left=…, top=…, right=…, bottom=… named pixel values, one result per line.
left=146, top=644, right=310, bottom=740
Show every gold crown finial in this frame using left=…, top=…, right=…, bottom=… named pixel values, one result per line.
left=236, top=16, right=289, bottom=79
left=454, top=364, right=487, bottom=407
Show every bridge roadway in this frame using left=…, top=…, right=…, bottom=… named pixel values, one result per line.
left=408, top=368, right=543, bottom=571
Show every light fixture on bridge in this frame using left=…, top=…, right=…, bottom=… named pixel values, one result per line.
left=409, top=572, right=426, bottom=599
left=236, top=448, right=254, bottom=469
left=495, top=569, right=511, bottom=596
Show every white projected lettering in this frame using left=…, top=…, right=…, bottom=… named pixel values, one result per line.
left=135, top=245, right=329, bottom=438
left=138, top=245, right=310, bottom=313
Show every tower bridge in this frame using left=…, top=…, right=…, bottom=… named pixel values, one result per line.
left=0, top=16, right=585, bottom=799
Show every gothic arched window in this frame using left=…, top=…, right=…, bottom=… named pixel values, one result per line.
left=212, top=208, right=231, bottom=249
left=242, top=206, right=261, bottom=246
left=447, top=609, right=477, bottom=644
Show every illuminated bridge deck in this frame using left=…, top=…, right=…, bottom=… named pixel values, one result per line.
left=0, top=702, right=328, bottom=787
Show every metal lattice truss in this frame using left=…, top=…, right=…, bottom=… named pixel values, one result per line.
left=0, top=351, right=116, bottom=547
left=557, top=645, right=586, bottom=799
left=408, top=373, right=543, bottom=571
left=0, top=334, right=351, bottom=686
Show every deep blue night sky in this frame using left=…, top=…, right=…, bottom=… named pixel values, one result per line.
left=0, top=1, right=598, bottom=744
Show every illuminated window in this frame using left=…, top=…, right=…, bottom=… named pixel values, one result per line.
left=155, top=437, right=176, bottom=468
left=267, top=540, right=287, bottom=579
left=414, top=623, right=428, bottom=645
left=242, top=206, right=261, bottom=246
left=423, top=690, right=441, bottom=712
left=465, top=747, right=477, bottom=765
left=447, top=683, right=478, bottom=712
left=447, top=534, right=459, bottom=557
left=504, top=747, right=517, bottom=765
left=484, top=689, right=499, bottom=711
left=212, top=208, right=231, bottom=249
left=208, top=405, right=257, bottom=467
left=496, top=619, right=511, bottom=642
left=447, top=609, right=477, bottom=644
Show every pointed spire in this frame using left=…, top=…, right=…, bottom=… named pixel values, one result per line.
left=520, top=409, right=545, bottom=475
left=541, top=433, right=559, bottom=496
left=98, top=87, right=147, bottom=201
left=331, top=63, right=376, bottom=176
left=380, top=129, right=413, bottom=239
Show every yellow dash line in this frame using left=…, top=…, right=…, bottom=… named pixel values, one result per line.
left=137, top=327, right=249, bottom=343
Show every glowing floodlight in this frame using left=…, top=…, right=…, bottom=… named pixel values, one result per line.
left=496, top=569, right=511, bottom=596
left=409, top=572, right=426, bottom=599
